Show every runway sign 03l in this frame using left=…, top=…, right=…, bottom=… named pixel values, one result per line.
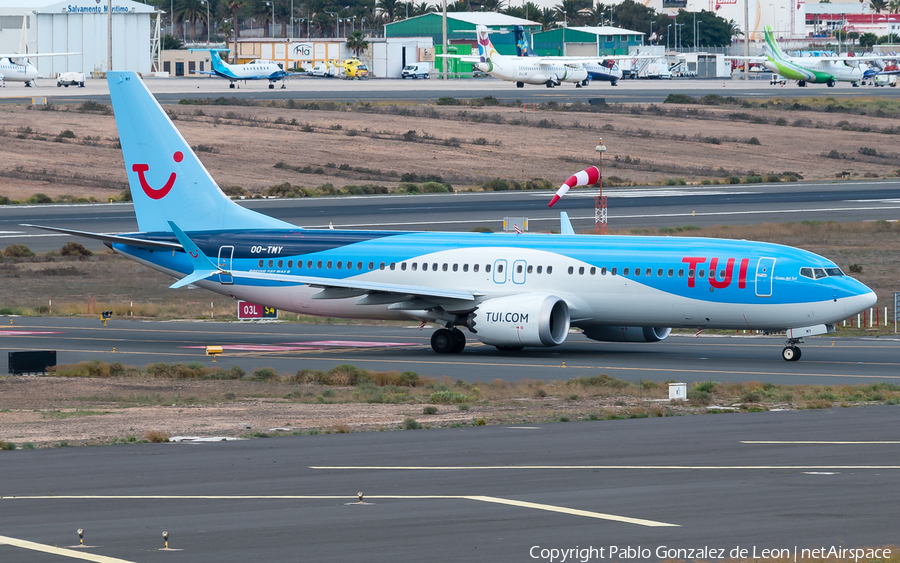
left=238, top=301, right=278, bottom=320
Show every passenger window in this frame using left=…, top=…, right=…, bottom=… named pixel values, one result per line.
left=568, top=266, right=574, bottom=275
left=401, top=263, right=407, bottom=271
left=498, top=264, right=504, bottom=273
left=379, top=262, right=385, bottom=270
left=390, top=262, right=396, bottom=270
left=346, top=261, right=352, bottom=270
left=423, top=263, right=428, bottom=271
left=433, top=263, right=438, bottom=271
left=698, top=270, right=705, bottom=278
left=578, top=267, right=584, bottom=275
left=463, top=264, right=469, bottom=272
left=357, top=262, right=362, bottom=270
left=288, top=260, right=293, bottom=268
left=537, top=266, right=542, bottom=274
left=601, top=267, right=607, bottom=275
left=368, top=262, right=374, bottom=270
left=646, top=268, right=652, bottom=277
left=258, top=259, right=264, bottom=267
left=443, top=264, right=448, bottom=272
left=718, top=270, right=725, bottom=279
left=308, top=260, right=313, bottom=269
left=635, top=268, right=640, bottom=277
left=336, top=261, right=342, bottom=269
left=486, top=264, right=491, bottom=273
left=678, top=269, right=684, bottom=277
left=412, top=263, right=417, bottom=271
left=590, top=267, right=596, bottom=275
left=278, top=260, right=283, bottom=268
left=657, top=268, right=663, bottom=277
left=316, top=260, right=322, bottom=269
left=611, top=267, right=617, bottom=276
left=474, top=264, right=479, bottom=273
left=268, top=259, right=274, bottom=268
left=667, top=269, right=673, bottom=277
left=527, top=265, right=532, bottom=274
left=547, top=266, right=553, bottom=274
left=453, top=264, right=458, bottom=272
left=327, top=261, right=332, bottom=269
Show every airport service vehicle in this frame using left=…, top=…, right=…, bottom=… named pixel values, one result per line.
left=401, top=63, right=430, bottom=79
left=441, top=26, right=588, bottom=88
left=308, top=62, right=336, bottom=77
left=770, top=74, right=787, bottom=86
left=57, top=71, right=85, bottom=87
left=27, top=71, right=877, bottom=362
left=191, top=49, right=301, bottom=89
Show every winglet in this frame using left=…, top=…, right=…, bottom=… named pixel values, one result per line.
left=560, top=212, right=575, bottom=235
left=167, top=221, right=221, bottom=289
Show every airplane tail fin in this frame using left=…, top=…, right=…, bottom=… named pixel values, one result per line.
left=106, top=71, right=294, bottom=233
left=763, top=26, right=786, bottom=61
left=476, top=25, right=499, bottom=62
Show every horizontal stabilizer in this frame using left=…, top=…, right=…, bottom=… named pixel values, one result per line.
left=170, top=269, right=219, bottom=289
left=21, top=224, right=182, bottom=250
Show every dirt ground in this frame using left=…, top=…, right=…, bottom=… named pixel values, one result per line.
left=2, top=97, right=899, bottom=201
left=0, top=375, right=695, bottom=447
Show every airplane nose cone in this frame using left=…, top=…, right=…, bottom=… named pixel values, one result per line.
left=843, top=290, right=877, bottom=317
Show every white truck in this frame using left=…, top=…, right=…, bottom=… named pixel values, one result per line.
left=57, top=71, right=85, bottom=87
left=401, top=63, right=430, bottom=79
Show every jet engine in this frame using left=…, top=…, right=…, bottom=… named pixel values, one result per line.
left=466, top=294, right=570, bottom=348
left=582, top=326, right=672, bottom=343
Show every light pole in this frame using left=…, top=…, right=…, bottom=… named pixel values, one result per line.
left=265, top=1, right=274, bottom=37
left=326, top=11, right=338, bottom=38
left=650, top=20, right=655, bottom=45
left=290, top=0, right=294, bottom=39
left=696, top=21, right=703, bottom=52
left=675, top=22, right=684, bottom=50
left=562, top=10, right=567, bottom=27
left=667, top=24, right=671, bottom=50
left=200, top=0, right=209, bottom=47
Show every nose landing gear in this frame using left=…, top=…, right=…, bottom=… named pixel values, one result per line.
left=782, top=338, right=803, bottom=361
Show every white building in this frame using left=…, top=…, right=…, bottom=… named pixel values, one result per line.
left=0, top=0, right=156, bottom=77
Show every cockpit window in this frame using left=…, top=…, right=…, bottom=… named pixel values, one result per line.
left=801, top=266, right=844, bottom=279
left=825, top=267, right=844, bottom=277
left=800, top=267, right=813, bottom=279
left=813, top=268, right=827, bottom=279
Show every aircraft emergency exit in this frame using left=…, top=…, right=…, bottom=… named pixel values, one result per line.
left=25, top=71, right=878, bottom=362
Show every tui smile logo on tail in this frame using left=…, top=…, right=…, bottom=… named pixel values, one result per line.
left=132, top=151, right=183, bottom=200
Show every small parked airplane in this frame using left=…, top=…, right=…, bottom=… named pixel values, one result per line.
left=734, top=26, right=888, bottom=87
left=25, top=71, right=878, bottom=362
left=190, top=49, right=301, bottom=89
left=1, top=15, right=79, bottom=87
left=513, top=26, right=624, bottom=86
left=441, top=25, right=589, bottom=88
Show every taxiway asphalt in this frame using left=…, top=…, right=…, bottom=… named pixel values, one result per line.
left=4, top=181, right=900, bottom=254
left=2, top=317, right=899, bottom=385
left=0, top=405, right=898, bottom=562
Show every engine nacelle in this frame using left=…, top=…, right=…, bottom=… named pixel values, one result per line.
left=582, top=326, right=672, bottom=343
left=467, top=294, right=570, bottom=348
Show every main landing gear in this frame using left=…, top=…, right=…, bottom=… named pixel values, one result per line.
left=431, top=328, right=466, bottom=354
left=782, top=338, right=803, bottom=361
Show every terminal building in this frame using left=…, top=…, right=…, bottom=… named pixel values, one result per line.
left=0, top=0, right=156, bottom=77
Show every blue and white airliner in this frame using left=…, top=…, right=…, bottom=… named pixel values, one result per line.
left=191, top=49, right=301, bottom=89
left=27, top=71, right=877, bottom=361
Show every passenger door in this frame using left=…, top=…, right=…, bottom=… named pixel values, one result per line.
left=218, top=246, right=234, bottom=284
left=512, top=260, right=527, bottom=284
left=755, top=257, right=775, bottom=297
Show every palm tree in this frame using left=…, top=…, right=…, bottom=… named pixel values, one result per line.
left=445, top=0, right=468, bottom=12
left=411, top=2, right=433, bottom=15
left=377, top=0, right=400, bottom=23
left=346, top=29, right=370, bottom=56
left=248, top=0, right=273, bottom=37
left=870, top=0, right=887, bottom=13
left=889, top=0, right=900, bottom=13
left=175, top=0, right=208, bottom=41
left=225, top=0, right=243, bottom=38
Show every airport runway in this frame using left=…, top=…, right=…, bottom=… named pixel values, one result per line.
left=3, top=74, right=900, bottom=105
left=4, top=180, right=900, bottom=253
left=0, top=405, right=898, bottom=562
left=3, top=317, right=899, bottom=385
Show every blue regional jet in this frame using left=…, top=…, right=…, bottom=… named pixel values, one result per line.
left=191, top=49, right=300, bottom=89
left=27, top=72, right=876, bottom=361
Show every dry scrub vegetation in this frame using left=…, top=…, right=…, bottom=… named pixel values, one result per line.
left=2, top=220, right=898, bottom=329
left=0, top=361, right=898, bottom=448
left=3, top=95, right=900, bottom=202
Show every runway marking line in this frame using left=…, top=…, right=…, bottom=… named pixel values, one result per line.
left=0, top=534, right=136, bottom=563
left=741, top=441, right=900, bottom=444
left=310, top=465, right=900, bottom=470
left=0, top=495, right=676, bottom=528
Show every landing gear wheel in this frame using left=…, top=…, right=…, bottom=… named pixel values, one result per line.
left=827, top=78, right=836, bottom=87
left=229, top=83, right=235, bottom=89
left=798, top=80, right=806, bottom=87
left=431, top=329, right=456, bottom=354
left=268, top=83, right=275, bottom=89
left=495, top=345, right=524, bottom=352
left=782, top=346, right=801, bottom=361
left=516, top=82, right=524, bottom=88
left=450, top=328, right=466, bottom=353
left=611, top=80, right=618, bottom=86
left=575, top=83, right=582, bottom=88
left=546, top=81, right=555, bottom=88
left=581, top=79, right=589, bottom=86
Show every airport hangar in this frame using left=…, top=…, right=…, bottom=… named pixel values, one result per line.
left=0, top=0, right=154, bottom=77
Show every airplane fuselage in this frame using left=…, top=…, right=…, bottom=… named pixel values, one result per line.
left=0, top=58, right=38, bottom=84
left=765, top=56, right=864, bottom=84
left=112, top=229, right=873, bottom=333
left=477, top=57, right=588, bottom=86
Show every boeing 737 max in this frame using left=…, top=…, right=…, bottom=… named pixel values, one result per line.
left=26, top=72, right=877, bottom=361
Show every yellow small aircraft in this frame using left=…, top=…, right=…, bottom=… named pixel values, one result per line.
left=333, top=58, right=369, bottom=79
